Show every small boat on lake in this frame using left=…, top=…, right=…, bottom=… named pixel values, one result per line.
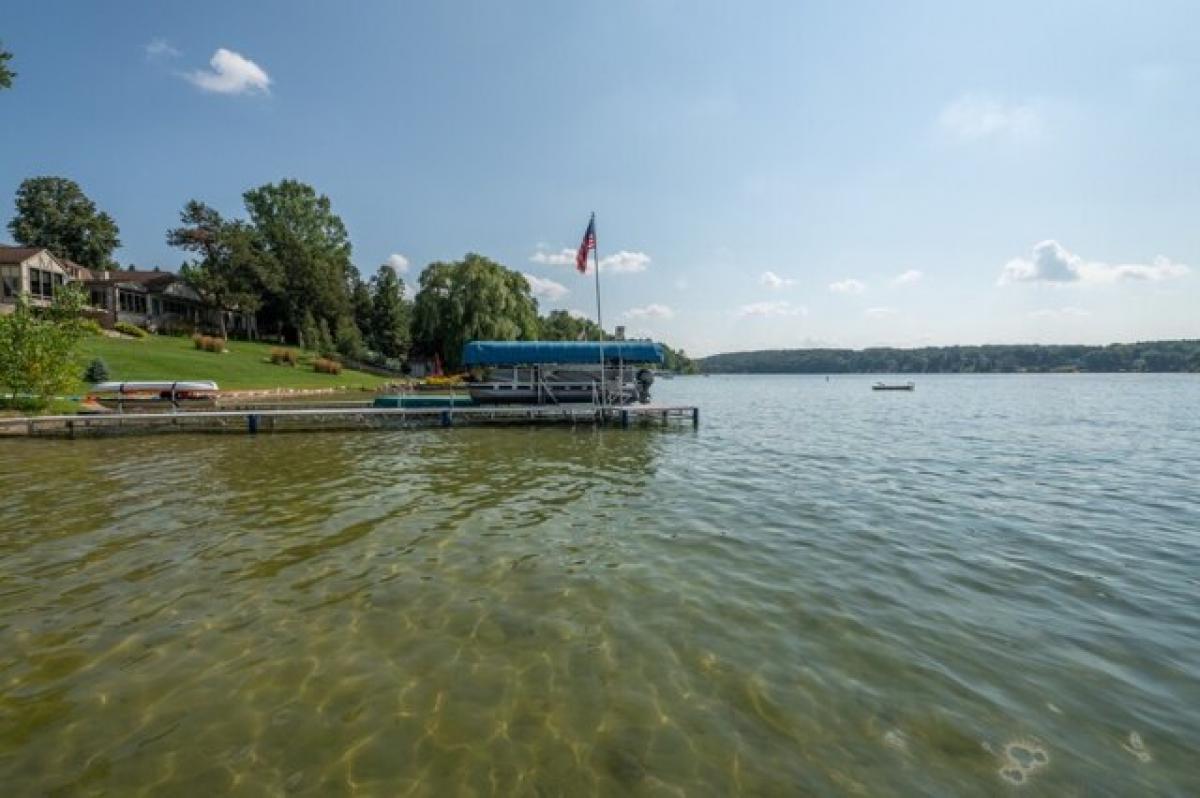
left=872, top=381, right=915, bottom=391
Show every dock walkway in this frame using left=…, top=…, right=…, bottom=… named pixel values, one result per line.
left=0, top=403, right=699, bottom=438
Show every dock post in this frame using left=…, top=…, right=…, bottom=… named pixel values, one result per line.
left=67, top=420, right=75, bottom=440
left=441, top=410, right=452, bottom=427
left=247, top=414, right=259, bottom=435
left=621, top=409, right=629, bottom=428
left=692, top=407, right=699, bottom=428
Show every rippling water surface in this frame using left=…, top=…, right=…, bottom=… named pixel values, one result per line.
left=1, top=374, right=1198, bottom=795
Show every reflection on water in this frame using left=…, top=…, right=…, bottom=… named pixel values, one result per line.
left=1, top=374, right=1199, bottom=795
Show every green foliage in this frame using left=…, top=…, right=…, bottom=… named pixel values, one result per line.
left=168, top=200, right=270, bottom=338
left=698, top=341, right=1200, bottom=374
left=660, top=344, right=698, bottom=374
left=0, top=286, right=88, bottom=405
left=540, top=309, right=606, bottom=342
left=8, top=177, right=121, bottom=269
left=370, top=263, right=412, bottom=358
left=316, top=318, right=334, bottom=357
left=242, top=180, right=354, bottom=344
left=411, top=253, right=540, bottom=369
left=335, top=315, right=366, bottom=360
left=83, top=357, right=110, bottom=383
left=79, top=318, right=104, bottom=336
left=299, top=310, right=320, bottom=352
left=0, top=42, right=14, bottom=90
left=114, top=321, right=147, bottom=338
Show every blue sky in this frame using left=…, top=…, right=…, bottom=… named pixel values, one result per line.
left=2, top=1, right=1197, bottom=355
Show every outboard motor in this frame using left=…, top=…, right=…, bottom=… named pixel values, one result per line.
left=636, top=369, right=654, bottom=403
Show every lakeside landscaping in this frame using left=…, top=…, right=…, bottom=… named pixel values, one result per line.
left=77, top=334, right=391, bottom=392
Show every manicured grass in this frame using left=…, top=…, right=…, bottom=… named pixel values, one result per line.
left=76, top=335, right=391, bottom=392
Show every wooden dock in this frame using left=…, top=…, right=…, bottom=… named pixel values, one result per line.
left=0, top=403, right=699, bottom=438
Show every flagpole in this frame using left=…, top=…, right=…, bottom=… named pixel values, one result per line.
left=591, top=212, right=605, bottom=410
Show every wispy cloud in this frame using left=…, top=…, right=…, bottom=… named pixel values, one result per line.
left=384, top=253, right=409, bottom=273
left=529, top=247, right=650, bottom=273
left=829, top=278, right=866, bottom=294
left=522, top=273, right=569, bottom=301
left=530, top=248, right=575, bottom=266
left=864, top=307, right=897, bottom=318
left=891, top=269, right=923, bottom=286
left=1028, top=307, right=1090, bottom=319
left=939, top=93, right=1041, bottom=141
left=624, top=303, right=674, bottom=320
left=760, top=271, right=795, bottom=290
left=186, top=48, right=271, bottom=95
left=599, top=250, right=651, bottom=274
left=737, top=300, right=806, bottom=318
left=145, top=38, right=181, bottom=60
left=998, top=240, right=1190, bottom=285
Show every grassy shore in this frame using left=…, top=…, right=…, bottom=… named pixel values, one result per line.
left=77, top=334, right=392, bottom=392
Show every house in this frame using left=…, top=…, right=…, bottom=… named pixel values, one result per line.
left=0, top=246, right=72, bottom=313
left=0, top=245, right=256, bottom=337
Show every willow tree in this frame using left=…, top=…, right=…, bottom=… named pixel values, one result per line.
left=411, top=253, right=540, bottom=369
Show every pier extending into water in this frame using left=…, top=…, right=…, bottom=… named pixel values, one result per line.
left=0, top=403, right=699, bottom=438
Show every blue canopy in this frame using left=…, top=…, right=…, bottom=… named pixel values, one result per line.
left=463, top=340, right=665, bottom=366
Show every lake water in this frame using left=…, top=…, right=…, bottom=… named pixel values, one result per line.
left=1, top=374, right=1198, bottom=795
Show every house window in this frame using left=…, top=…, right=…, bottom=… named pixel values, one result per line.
left=118, top=291, right=147, bottom=313
left=90, top=289, right=108, bottom=309
left=28, top=268, right=55, bottom=299
left=0, top=266, right=18, bottom=299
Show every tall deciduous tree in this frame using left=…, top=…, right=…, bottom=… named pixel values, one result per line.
left=411, top=253, right=540, bottom=369
left=8, top=177, right=121, bottom=269
left=370, top=263, right=411, bottom=358
left=242, top=180, right=354, bottom=345
left=0, top=42, right=15, bottom=90
left=167, top=200, right=276, bottom=339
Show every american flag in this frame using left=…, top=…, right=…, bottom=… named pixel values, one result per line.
left=575, top=214, right=596, bottom=274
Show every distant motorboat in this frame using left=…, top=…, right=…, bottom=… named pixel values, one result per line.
left=872, top=381, right=915, bottom=391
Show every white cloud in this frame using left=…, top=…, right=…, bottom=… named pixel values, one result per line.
left=737, top=301, right=806, bottom=318
left=522, top=273, right=569, bottom=301
left=829, top=278, right=866, bottom=294
left=530, top=248, right=576, bottom=266
left=599, top=250, right=651, bottom=274
left=892, top=269, right=923, bottom=286
left=864, top=307, right=897, bottom=318
left=624, top=303, right=674, bottom=320
left=1028, top=307, right=1090, bottom=319
left=999, top=240, right=1190, bottom=286
left=186, top=48, right=271, bottom=95
left=145, top=38, right=180, bottom=60
left=938, top=93, right=1041, bottom=140
left=530, top=247, right=651, bottom=274
left=760, top=271, right=795, bottom=290
left=384, top=253, right=409, bottom=273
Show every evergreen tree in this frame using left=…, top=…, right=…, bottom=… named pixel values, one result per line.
left=370, top=264, right=411, bottom=358
left=83, top=357, right=109, bottom=384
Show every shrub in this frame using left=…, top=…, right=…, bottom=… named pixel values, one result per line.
left=313, top=357, right=342, bottom=375
left=79, top=319, right=104, bottom=336
left=114, top=321, right=148, bottom=338
left=83, top=357, right=110, bottom=383
left=192, top=334, right=226, bottom=353
left=270, top=348, right=299, bottom=366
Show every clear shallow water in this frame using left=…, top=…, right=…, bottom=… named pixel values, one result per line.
left=1, top=374, right=1198, bottom=796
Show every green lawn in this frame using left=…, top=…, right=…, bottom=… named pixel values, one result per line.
left=77, top=335, right=392, bottom=392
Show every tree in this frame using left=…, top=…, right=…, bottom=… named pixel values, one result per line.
left=350, top=275, right=373, bottom=344
left=8, top=177, right=121, bottom=269
left=0, top=42, right=15, bottom=90
left=242, top=180, right=354, bottom=345
left=167, top=200, right=275, bottom=339
left=540, top=309, right=605, bottom=342
left=83, top=357, right=109, bottom=384
left=370, top=263, right=411, bottom=358
left=411, top=253, right=540, bottom=369
left=299, top=310, right=320, bottom=352
left=0, top=286, right=88, bottom=407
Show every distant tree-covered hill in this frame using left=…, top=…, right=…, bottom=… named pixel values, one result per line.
left=698, top=340, right=1200, bottom=374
